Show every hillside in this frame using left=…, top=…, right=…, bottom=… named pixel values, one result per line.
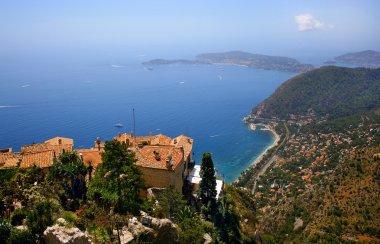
left=335, top=50, right=380, bottom=67
left=239, top=64, right=380, bottom=242
left=251, top=66, right=380, bottom=120
left=260, top=146, right=380, bottom=242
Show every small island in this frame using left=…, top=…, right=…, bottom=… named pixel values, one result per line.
left=143, top=51, right=314, bottom=73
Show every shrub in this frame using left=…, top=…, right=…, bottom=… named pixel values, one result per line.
left=60, top=211, right=78, bottom=225
left=7, top=228, right=34, bottom=244
left=0, top=219, right=11, bottom=242
left=10, top=209, right=30, bottom=226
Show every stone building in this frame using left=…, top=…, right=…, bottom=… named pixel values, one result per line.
left=114, top=133, right=194, bottom=193
left=1, top=133, right=195, bottom=195
left=20, top=137, right=74, bottom=168
left=0, top=148, right=21, bottom=169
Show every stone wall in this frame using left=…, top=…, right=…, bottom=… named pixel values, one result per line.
left=138, top=159, right=187, bottom=193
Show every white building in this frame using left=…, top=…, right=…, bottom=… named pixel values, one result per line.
left=187, top=165, right=223, bottom=199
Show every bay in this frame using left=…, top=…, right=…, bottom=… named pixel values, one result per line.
left=0, top=55, right=295, bottom=182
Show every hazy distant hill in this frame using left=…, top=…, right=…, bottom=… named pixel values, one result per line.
left=252, top=66, right=380, bottom=120
left=142, top=59, right=199, bottom=65
left=142, top=51, right=314, bottom=72
left=334, top=50, right=380, bottom=67
left=196, top=51, right=314, bottom=72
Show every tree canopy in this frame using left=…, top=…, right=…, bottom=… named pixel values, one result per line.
left=199, top=152, right=217, bottom=207
left=88, top=141, right=144, bottom=214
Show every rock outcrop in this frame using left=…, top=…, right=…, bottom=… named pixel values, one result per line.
left=44, top=218, right=92, bottom=244
left=125, top=212, right=179, bottom=243
left=112, top=228, right=134, bottom=244
left=128, top=216, right=154, bottom=239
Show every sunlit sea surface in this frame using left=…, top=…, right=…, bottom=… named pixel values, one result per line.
left=0, top=55, right=296, bottom=182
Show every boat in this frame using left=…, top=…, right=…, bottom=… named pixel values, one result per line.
left=114, top=123, right=124, bottom=128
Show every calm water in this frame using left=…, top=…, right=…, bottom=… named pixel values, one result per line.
left=0, top=55, right=295, bottom=182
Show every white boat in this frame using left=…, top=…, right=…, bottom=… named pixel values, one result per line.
left=114, top=123, right=124, bottom=128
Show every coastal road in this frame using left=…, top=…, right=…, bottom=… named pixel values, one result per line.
left=252, top=123, right=289, bottom=194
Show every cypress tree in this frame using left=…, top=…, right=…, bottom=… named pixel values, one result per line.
left=199, top=152, right=217, bottom=206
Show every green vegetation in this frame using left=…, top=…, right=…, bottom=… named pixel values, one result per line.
left=49, top=152, right=87, bottom=211
left=0, top=142, right=147, bottom=243
left=154, top=186, right=186, bottom=219
left=1, top=65, right=379, bottom=242
left=199, top=152, right=217, bottom=218
left=241, top=65, right=380, bottom=242
left=260, top=146, right=380, bottom=242
left=253, top=66, right=380, bottom=119
left=88, top=141, right=144, bottom=215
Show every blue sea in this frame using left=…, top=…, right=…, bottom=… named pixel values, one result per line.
left=0, top=53, right=295, bottom=182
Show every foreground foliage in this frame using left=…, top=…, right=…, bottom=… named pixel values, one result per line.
left=88, top=141, right=144, bottom=215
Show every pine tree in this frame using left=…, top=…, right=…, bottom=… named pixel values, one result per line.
left=199, top=152, right=217, bottom=206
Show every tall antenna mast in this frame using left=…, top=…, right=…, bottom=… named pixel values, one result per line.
left=133, top=108, right=136, bottom=137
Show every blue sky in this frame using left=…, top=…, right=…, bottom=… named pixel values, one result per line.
left=0, top=0, right=379, bottom=57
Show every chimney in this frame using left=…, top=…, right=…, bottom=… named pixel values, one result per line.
left=95, top=137, right=101, bottom=151
left=154, top=150, right=161, bottom=160
left=166, top=155, right=173, bottom=170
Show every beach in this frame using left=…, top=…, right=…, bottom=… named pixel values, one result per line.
left=248, top=123, right=280, bottom=167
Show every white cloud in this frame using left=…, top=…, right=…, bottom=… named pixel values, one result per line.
left=294, top=14, right=334, bottom=32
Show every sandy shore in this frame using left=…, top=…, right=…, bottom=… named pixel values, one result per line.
left=248, top=123, right=280, bottom=167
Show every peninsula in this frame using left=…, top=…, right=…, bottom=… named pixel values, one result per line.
left=143, top=51, right=314, bottom=72
left=333, top=50, right=380, bottom=67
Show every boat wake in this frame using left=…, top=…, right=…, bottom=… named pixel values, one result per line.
left=21, top=84, right=31, bottom=88
left=111, top=64, right=123, bottom=68
left=0, top=105, right=18, bottom=109
left=210, top=134, right=221, bottom=138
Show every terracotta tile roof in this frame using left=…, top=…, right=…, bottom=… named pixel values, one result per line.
left=114, top=133, right=133, bottom=144
left=21, top=137, right=73, bottom=155
left=19, top=137, right=74, bottom=168
left=20, top=150, right=55, bottom=168
left=0, top=153, right=21, bottom=168
left=151, top=134, right=172, bottom=145
left=114, top=134, right=151, bottom=146
left=171, top=135, right=193, bottom=160
left=21, top=143, right=50, bottom=153
left=45, top=137, right=74, bottom=146
left=77, top=149, right=103, bottom=168
left=113, top=133, right=193, bottom=170
left=134, top=145, right=183, bottom=170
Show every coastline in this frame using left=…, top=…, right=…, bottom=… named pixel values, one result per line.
left=247, top=123, right=280, bottom=167
left=212, top=62, right=249, bottom=68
